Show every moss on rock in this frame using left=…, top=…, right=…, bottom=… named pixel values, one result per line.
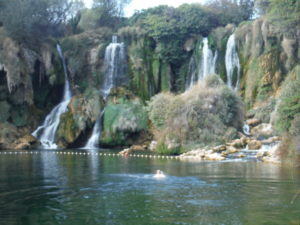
left=101, top=88, right=148, bottom=147
left=56, top=88, right=103, bottom=147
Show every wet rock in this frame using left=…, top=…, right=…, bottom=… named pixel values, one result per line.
left=119, top=148, right=131, bottom=156
left=0, top=123, right=19, bottom=149
left=246, top=111, right=255, bottom=119
left=101, top=88, right=149, bottom=147
left=261, top=136, right=281, bottom=145
left=226, top=146, right=239, bottom=154
left=130, top=145, right=147, bottom=151
left=180, top=149, right=225, bottom=161
left=230, top=139, right=246, bottom=149
left=256, top=143, right=281, bottom=164
left=56, top=88, right=103, bottom=147
left=15, top=135, right=39, bottom=150
left=246, top=118, right=261, bottom=127
left=248, top=140, right=262, bottom=150
left=204, top=151, right=226, bottom=161
left=149, top=141, right=158, bottom=151
left=251, top=123, right=274, bottom=138
left=212, top=145, right=226, bottom=153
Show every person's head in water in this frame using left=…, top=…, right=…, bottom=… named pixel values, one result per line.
left=156, top=170, right=162, bottom=174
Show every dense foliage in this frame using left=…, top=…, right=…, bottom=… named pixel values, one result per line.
left=79, top=0, right=130, bottom=31
left=206, top=0, right=255, bottom=26
left=274, top=66, right=300, bottom=134
left=0, top=0, right=84, bottom=44
left=147, top=75, right=244, bottom=154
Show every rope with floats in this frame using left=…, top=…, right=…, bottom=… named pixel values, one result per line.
left=0, top=151, right=180, bottom=160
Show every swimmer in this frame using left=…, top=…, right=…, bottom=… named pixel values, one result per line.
left=154, top=170, right=166, bottom=178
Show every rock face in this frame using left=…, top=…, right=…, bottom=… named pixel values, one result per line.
left=235, top=18, right=300, bottom=108
left=56, top=88, right=103, bottom=148
left=100, top=88, right=149, bottom=147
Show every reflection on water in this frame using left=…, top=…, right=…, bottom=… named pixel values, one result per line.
left=0, top=150, right=299, bottom=225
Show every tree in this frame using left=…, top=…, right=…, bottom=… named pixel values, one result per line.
left=254, top=0, right=270, bottom=15
left=92, top=0, right=131, bottom=29
left=0, top=0, right=83, bottom=45
left=205, top=0, right=255, bottom=26
left=266, top=0, right=300, bottom=33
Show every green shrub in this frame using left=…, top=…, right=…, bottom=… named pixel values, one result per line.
left=274, top=66, right=300, bottom=133
left=146, top=92, right=174, bottom=128
left=155, top=142, right=182, bottom=155
left=147, top=75, right=244, bottom=151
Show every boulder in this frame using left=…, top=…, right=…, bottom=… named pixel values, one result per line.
left=261, top=136, right=281, bottom=145
left=229, top=139, right=246, bottom=149
left=101, top=88, right=149, bottom=147
left=251, top=123, right=274, bottom=138
left=56, top=88, right=103, bottom=147
left=204, top=152, right=226, bottom=161
left=226, top=146, right=239, bottom=154
left=212, top=145, right=226, bottom=153
left=0, top=123, right=19, bottom=149
left=149, top=141, right=158, bottom=151
left=248, top=140, right=262, bottom=150
left=15, top=135, right=38, bottom=150
left=246, top=118, right=261, bottom=127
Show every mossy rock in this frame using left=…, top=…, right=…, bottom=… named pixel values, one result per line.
left=101, top=88, right=148, bottom=147
left=11, top=105, right=29, bottom=127
left=56, top=88, right=103, bottom=147
left=0, top=101, right=10, bottom=123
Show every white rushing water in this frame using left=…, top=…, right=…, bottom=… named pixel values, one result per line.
left=84, top=35, right=126, bottom=149
left=186, top=38, right=217, bottom=90
left=243, top=124, right=251, bottom=136
left=32, top=44, right=72, bottom=149
left=83, top=111, right=104, bottom=149
left=198, top=38, right=218, bottom=81
left=101, top=35, right=126, bottom=98
left=225, top=34, right=240, bottom=89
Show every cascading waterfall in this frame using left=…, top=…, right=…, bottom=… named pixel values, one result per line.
left=84, top=35, right=126, bottom=149
left=101, top=35, right=126, bottom=98
left=243, top=124, right=250, bottom=136
left=186, top=38, right=217, bottom=90
left=225, top=34, right=240, bottom=89
left=198, top=38, right=218, bottom=81
left=185, top=56, right=197, bottom=90
left=32, top=44, right=72, bottom=149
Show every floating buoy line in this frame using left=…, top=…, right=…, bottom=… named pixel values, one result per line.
left=0, top=151, right=180, bottom=160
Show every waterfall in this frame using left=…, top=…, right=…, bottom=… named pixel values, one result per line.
left=101, top=35, right=126, bottom=98
left=225, top=34, right=240, bottom=89
left=185, top=56, right=197, bottom=90
left=84, top=35, right=126, bottom=149
left=32, top=44, right=72, bottom=149
left=84, top=111, right=104, bottom=149
left=186, top=38, right=217, bottom=90
left=243, top=124, right=250, bottom=136
left=198, top=38, right=217, bottom=81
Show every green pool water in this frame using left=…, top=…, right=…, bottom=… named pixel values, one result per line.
left=0, top=150, right=299, bottom=225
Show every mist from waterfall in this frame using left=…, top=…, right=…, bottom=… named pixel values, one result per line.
left=32, top=44, right=72, bottom=149
left=225, top=34, right=240, bottom=89
left=186, top=38, right=217, bottom=90
left=84, top=35, right=126, bottom=149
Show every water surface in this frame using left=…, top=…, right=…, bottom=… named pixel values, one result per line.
left=0, top=150, right=299, bottom=225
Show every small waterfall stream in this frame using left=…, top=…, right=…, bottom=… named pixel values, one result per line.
left=198, top=38, right=218, bottom=81
left=32, top=44, right=72, bottom=149
left=225, top=34, right=240, bottom=89
left=84, top=36, right=126, bottom=149
left=186, top=38, right=217, bottom=90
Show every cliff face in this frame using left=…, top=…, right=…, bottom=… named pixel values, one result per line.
left=0, top=28, right=69, bottom=148
left=0, top=15, right=299, bottom=153
left=235, top=18, right=300, bottom=110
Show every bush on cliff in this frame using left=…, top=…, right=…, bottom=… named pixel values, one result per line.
left=147, top=75, right=244, bottom=154
left=274, top=66, right=300, bottom=134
